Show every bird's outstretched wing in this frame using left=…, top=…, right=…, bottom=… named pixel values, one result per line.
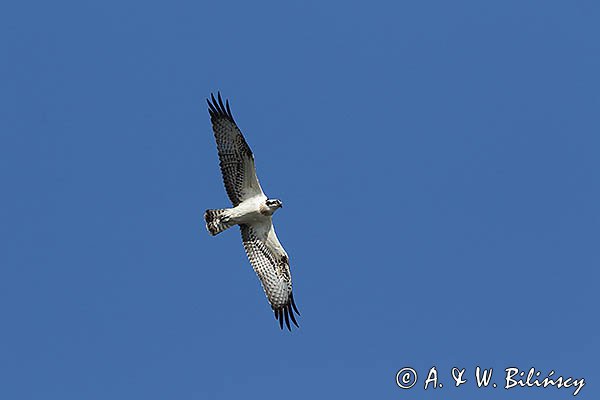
left=240, top=221, right=300, bottom=331
left=207, top=92, right=264, bottom=206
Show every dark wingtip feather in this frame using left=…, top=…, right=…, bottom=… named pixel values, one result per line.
left=288, top=304, right=299, bottom=328
left=207, top=98, right=217, bottom=116
left=284, top=307, right=291, bottom=331
left=217, top=92, right=225, bottom=111
left=278, top=309, right=284, bottom=330
left=290, top=293, right=300, bottom=316
left=225, top=99, right=233, bottom=119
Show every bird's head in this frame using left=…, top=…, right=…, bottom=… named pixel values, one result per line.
left=265, top=198, right=283, bottom=213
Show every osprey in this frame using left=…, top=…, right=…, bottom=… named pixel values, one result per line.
left=204, top=93, right=300, bottom=331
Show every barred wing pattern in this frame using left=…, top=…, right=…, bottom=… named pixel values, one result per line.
left=207, top=93, right=263, bottom=206
left=240, top=222, right=300, bottom=330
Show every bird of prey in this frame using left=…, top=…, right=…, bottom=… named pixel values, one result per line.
left=204, top=92, right=300, bottom=331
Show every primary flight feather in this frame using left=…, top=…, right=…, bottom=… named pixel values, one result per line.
left=204, top=92, right=300, bottom=331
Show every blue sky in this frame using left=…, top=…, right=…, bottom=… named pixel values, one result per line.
left=1, top=1, right=598, bottom=399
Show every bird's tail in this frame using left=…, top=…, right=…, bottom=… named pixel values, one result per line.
left=204, top=209, right=233, bottom=236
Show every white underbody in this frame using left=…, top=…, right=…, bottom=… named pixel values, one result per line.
left=226, top=194, right=269, bottom=224
left=222, top=194, right=286, bottom=256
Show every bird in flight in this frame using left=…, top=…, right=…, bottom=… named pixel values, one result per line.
left=204, top=92, right=300, bottom=331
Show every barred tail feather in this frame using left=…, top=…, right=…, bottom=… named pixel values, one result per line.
left=204, top=209, right=233, bottom=235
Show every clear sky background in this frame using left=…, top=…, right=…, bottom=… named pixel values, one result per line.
left=1, top=1, right=598, bottom=399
